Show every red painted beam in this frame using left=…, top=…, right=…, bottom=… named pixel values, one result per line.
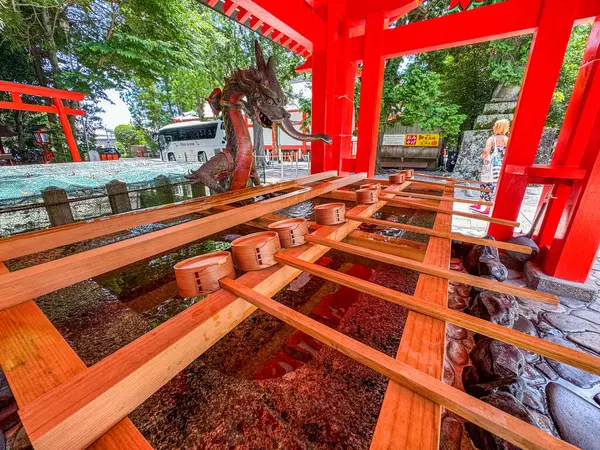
left=0, top=81, right=85, bottom=101
left=207, top=0, right=219, bottom=7
left=236, top=7, right=252, bottom=23
left=271, top=30, right=283, bottom=43
left=295, top=55, right=313, bottom=73
left=54, top=98, right=82, bottom=162
left=222, top=0, right=237, bottom=16
left=261, top=23, right=274, bottom=36
left=231, top=0, right=326, bottom=51
left=355, top=11, right=386, bottom=177
left=346, top=0, right=420, bottom=21
left=0, top=101, right=84, bottom=116
left=289, top=41, right=300, bottom=52
left=504, top=165, right=587, bottom=180
left=489, top=0, right=582, bottom=241
left=280, top=35, right=293, bottom=47
left=347, top=0, right=600, bottom=62
left=249, top=17, right=263, bottom=30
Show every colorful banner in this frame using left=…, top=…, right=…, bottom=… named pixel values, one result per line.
left=405, top=134, right=440, bottom=147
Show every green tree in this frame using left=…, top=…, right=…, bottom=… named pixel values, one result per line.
left=114, top=124, right=140, bottom=154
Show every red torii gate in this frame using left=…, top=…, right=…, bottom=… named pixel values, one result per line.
left=201, top=0, right=600, bottom=286
left=0, top=81, right=86, bottom=162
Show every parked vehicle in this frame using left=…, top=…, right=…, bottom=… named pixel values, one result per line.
left=157, top=120, right=227, bottom=163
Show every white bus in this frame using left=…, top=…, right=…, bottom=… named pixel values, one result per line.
left=157, top=112, right=312, bottom=164
left=157, top=120, right=227, bottom=163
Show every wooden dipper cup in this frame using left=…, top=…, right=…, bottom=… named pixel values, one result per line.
left=314, top=203, right=346, bottom=225
left=231, top=231, right=282, bottom=271
left=174, top=251, right=236, bottom=297
left=401, top=169, right=415, bottom=178
left=268, top=218, right=309, bottom=248
left=355, top=188, right=379, bottom=205
left=389, top=173, right=406, bottom=184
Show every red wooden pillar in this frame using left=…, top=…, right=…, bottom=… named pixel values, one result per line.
left=310, top=49, right=327, bottom=173
left=537, top=19, right=600, bottom=250
left=355, top=11, right=385, bottom=177
left=488, top=0, right=579, bottom=241
left=53, top=97, right=81, bottom=162
left=541, top=19, right=600, bottom=282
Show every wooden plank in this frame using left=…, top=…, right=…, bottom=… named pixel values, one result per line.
left=304, top=236, right=558, bottom=304
left=273, top=254, right=597, bottom=374
left=414, top=173, right=485, bottom=185
left=386, top=190, right=493, bottom=207
left=18, top=181, right=404, bottom=450
left=345, top=215, right=533, bottom=255
left=219, top=277, right=576, bottom=450
left=0, top=171, right=338, bottom=261
left=0, top=263, right=151, bottom=450
left=409, top=178, right=491, bottom=193
left=0, top=174, right=365, bottom=311
left=379, top=195, right=520, bottom=227
left=371, top=186, right=453, bottom=450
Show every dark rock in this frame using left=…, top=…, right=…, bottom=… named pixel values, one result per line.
left=446, top=324, right=468, bottom=340
left=527, top=408, right=560, bottom=438
left=0, top=388, right=12, bottom=411
left=0, top=430, right=4, bottom=450
left=535, top=361, right=559, bottom=381
left=568, top=332, right=600, bottom=354
left=6, top=426, right=32, bottom=450
left=543, top=335, right=600, bottom=388
left=440, top=415, right=462, bottom=450
left=514, top=317, right=537, bottom=336
left=499, top=253, right=524, bottom=271
left=447, top=340, right=469, bottom=365
left=594, top=392, right=600, bottom=407
left=542, top=312, right=600, bottom=333
left=470, top=337, right=525, bottom=382
left=448, top=292, right=469, bottom=311
left=0, top=402, right=18, bottom=432
left=522, top=388, right=545, bottom=413
left=465, top=392, right=539, bottom=450
left=469, top=275, right=498, bottom=297
left=461, top=365, right=479, bottom=388
left=444, top=361, right=456, bottom=387
left=521, top=364, right=546, bottom=386
left=547, top=382, right=600, bottom=450
left=468, top=291, right=518, bottom=327
left=464, top=376, right=526, bottom=401
left=506, top=269, right=522, bottom=280
left=463, top=236, right=508, bottom=281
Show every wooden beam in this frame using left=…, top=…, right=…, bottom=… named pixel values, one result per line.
left=18, top=181, right=405, bottom=450
left=371, top=186, right=453, bottom=449
left=0, top=264, right=151, bottom=450
left=264, top=255, right=598, bottom=375
left=0, top=177, right=328, bottom=261
left=410, top=178, right=491, bottom=193
left=0, top=174, right=364, bottom=311
left=219, top=277, right=576, bottom=450
left=345, top=215, right=533, bottom=255
left=414, top=173, right=485, bottom=185
left=387, top=190, right=493, bottom=207
left=305, top=236, right=557, bottom=304
left=379, top=195, right=520, bottom=227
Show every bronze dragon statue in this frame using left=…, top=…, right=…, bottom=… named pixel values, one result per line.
left=185, top=41, right=332, bottom=192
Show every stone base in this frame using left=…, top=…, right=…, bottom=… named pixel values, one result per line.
left=524, top=261, right=599, bottom=302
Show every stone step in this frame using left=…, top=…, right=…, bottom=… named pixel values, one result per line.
left=474, top=113, right=514, bottom=130
left=483, top=101, right=517, bottom=115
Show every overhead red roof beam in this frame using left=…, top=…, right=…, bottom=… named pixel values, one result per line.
left=236, top=7, right=252, bottom=23
left=346, top=0, right=421, bottom=21
left=348, top=0, right=600, bottom=62
left=249, top=17, right=263, bottom=30
left=222, top=0, right=238, bottom=16
left=261, top=23, right=274, bottom=36
left=231, top=0, right=326, bottom=51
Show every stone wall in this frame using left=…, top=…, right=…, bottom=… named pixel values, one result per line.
left=453, top=83, right=558, bottom=181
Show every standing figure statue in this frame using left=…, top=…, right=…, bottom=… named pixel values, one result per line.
left=186, top=41, right=331, bottom=192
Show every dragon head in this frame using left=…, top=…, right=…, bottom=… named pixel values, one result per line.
left=244, top=41, right=332, bottom=145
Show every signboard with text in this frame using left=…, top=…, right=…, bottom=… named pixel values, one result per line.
left=404, top=134, right=440, bottom=147
left=382, top=134, right=406, bottom=146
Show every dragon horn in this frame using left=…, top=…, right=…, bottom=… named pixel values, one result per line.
left=254, top=40, right=267, bottom=72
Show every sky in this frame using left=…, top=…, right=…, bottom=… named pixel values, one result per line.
left=97, top=89, right=132, bottom=130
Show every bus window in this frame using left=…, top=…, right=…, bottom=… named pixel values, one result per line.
left=198, top=151, right=208, bottom=163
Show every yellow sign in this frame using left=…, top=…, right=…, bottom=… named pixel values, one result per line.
left=405, top=134, right=440, bottom=147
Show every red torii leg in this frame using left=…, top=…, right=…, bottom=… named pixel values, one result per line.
left=488, top=0, right=581, bottom=241
left=53, top=97, right=81, bottom=163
